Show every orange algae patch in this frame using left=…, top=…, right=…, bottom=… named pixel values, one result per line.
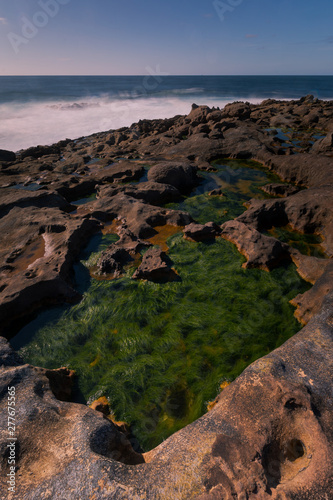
left=12, top=237, right=45, bottom=275
left=102, top=219, right=122, bottom=235
left=147, top=225, right=184, bottom=252
left=207, top=381, right=231, bottom=412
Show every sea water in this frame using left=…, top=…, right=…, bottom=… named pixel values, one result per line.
left=1, top=75, right=333, bottom=152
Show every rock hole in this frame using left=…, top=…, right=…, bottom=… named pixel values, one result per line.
left=89, top=423, right=144, bottom=465
left=284, top=439, right=305, bottom=462
left=262, top=438, right=307, bottom=491
left=311, top=402, right=321, bottom=417
left=284, top=398, right=303, bottom=411
left=262, top=441, right=282, bottom=489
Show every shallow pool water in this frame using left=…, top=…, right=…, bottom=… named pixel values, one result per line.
left=12, top=159, right=311, bottom=451
left=267, top=226, right=326, bottom=258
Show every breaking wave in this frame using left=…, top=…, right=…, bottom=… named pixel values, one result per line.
left=0, top=94, right=263, bottom=152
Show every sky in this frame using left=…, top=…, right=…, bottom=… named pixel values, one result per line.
left=0, top=0, right=332, bottom=75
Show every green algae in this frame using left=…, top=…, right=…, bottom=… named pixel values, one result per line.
left=13, top=159, right=311, bottom=451
left=166, top=159, right=283, bottom=224
left=267, top=226, right=326, bottom=258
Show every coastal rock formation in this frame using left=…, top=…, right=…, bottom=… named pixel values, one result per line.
left=132, top=247, right=179, bottom=282
left=97, top=180, right=182, bottom=206
left=147, top=161, right=199, bottom=193
left=311, top=131, right=333, bottom=155
left=0, top=149, right=16, bottom=162
left=183, top=222, right=222, bottom=242
left=221, top=220, right=291, bottom=271
left=97, top=245, right=131, bottom=277
left=0, top=205, right=100, bottom=337
left=91, top=193, right=192, bottom=238
left=260, top=183, right=300, bottom=197
left=0, top=96, right=333, bottom=498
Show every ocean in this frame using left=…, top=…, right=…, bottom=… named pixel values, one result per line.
left=1, top=75, right=333, bottom=153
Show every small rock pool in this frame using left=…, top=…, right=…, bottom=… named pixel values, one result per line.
left=12, top=159, right=312, bottom=451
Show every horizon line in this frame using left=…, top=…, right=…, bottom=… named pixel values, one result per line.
left=1, top=74, right=333, bottom=77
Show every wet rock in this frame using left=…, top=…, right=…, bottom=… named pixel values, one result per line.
left=221, top=101, right=251, bottom=120
left=95, top=160, right=145, bottom=183
left=238, top=187, right=333, bottom=251
left=0, top=149, right=16, bottom=162
left=97, top=245, right=131, bottom=276
left=147, top=161, right=199, bottom=193
left=260, top=183, right=300, bottom=197
left=0, top=206, right=100, bottom=336
left=53, top=178, right=97, bottom=202
left=91, top=193, right=192, bottom=238
left=132, top=247, right=179, bottom=282
left=221, top=220, right=291, bottom=271
left=311, top=132, right=333, bottom=155
left=266, top=153, right=333, bottom=188
left=291, top=259, right=333, bottom=325
left=98, top=181, right=181, bottom=206
left=19, top=144, right=60, bottom=160
left=183, top=222, right=221, bottom=242
left=0, top=188, right=74, bottom=218
left=44, top=367, right=75, bottom=402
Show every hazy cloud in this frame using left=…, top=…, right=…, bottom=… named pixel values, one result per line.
left=0, top=17, right=7, bottom=25
left=246, top=34, right=258, bottom=39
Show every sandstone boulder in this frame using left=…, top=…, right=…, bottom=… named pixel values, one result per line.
left=221, top=220, right=291, bottom=271
left=132, top=247, right=179, bottom=282
left=183, top=222, right=221, bottom=241
left=221, top=101, right=251, bottom=120
left=147, top=162, right=199, bottom=193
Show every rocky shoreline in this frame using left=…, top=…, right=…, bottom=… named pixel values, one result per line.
left=0, top=96, right=332, bottom=498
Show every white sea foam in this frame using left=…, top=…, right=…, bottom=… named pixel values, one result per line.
left=0, top=95, right=263, bottom=152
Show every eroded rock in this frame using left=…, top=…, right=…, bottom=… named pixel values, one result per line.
left=147, top=161, right=199, bottom=193
left=132, top=247, right=179, bottom=282
left=221, top=220, right=291, bottom=271
left=183, top=222, right=221, bottom=242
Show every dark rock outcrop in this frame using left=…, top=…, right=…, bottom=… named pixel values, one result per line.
left=221, top=220, right=291, bottom=271
left=91, top=193, right=192, bottom=238
left=97, top=245, right=131, bottom=277
left=19, top=144, right=61, bottom=159
left=132, top=247, right=179, bottom=282
left=0, top=149, right=16, bottom=162
left=311, top=132, right=333, bottom=155
left=147, top=161, right=199, bottom=193
left=97, top=181, right=181, bottom=206
left=260, top=183, right=300, bottom=197
left=183, top=222, right=222, bottom=242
